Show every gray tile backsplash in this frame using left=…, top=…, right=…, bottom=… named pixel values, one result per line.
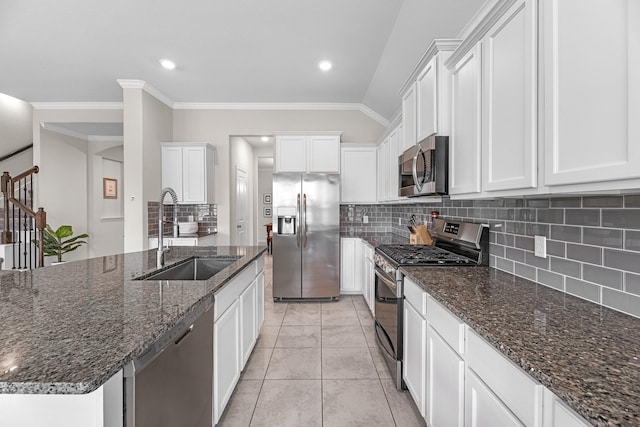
left=341, top=194, right=640, bottom=319
left=148, top=201, right=217, bottom=237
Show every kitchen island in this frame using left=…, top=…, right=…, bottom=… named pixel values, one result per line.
left=0, top=245, right=266, bottom=426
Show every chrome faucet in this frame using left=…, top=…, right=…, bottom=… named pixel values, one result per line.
left=157, top=187, right=179, bottom=268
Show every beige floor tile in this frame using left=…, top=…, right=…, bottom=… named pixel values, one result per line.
left=322, top=379, right=395, bottom=427
left=217, top=379, right=262, bottom=427
left=322, top=347, right=378, bottom=379
left=380, top=377, right=427, bottom=427
left=322, top=325, right=368, bottom=348
left=265, top=348, right=321, bottom=379
left=275, top=325, right=321, bottom=347
left=241, top=347, right=273, bottom=380
left=321, top=296, right=355, bottom=311
left=356, top=308, right=375, bottom=326
left=263, top=309, right=286, bottom=326
left=255, top=325, right=280, bottom=348
left=321, top=309, right=360, bottom=326
left=351, top=295, right=369, bottom=310
left=369, top=346, right=393, bottom=379
left=250, top=380, right=322, bottom=427
left=361, top=324, right=378, bottom=348
left=282, top=303, right=321, bottom=325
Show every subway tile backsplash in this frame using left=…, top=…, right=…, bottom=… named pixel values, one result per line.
left=340, top=194, right=640, bottom=319
left=147, top=201, right=217, bottom=237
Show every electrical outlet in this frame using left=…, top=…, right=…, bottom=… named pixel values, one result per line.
left=398, top=217, right=402, bottom=225
left=363, top=215, right=369, bottom=224
left=534, top=235, right=547, bottom=258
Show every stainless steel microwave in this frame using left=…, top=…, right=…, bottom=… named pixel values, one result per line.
left=398, top=135, right=448, bottom=197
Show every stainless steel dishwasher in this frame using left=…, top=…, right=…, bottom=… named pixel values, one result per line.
left=124, top=295, right=214, bottom=427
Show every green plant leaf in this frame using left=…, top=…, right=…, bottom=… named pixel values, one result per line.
left=55, top=225, right=73, bottom=239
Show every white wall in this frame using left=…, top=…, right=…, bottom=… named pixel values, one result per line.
left=0, top=93, right=33, bottom=175
left=123, top=89, right=172, bottom=252
left=88, top=142, right=124, bottom=258
left=173, top=109, right=385, bottom=245
left=38, top=129, right=89, bottom=262
left=256, top=168, right=273, bottom=245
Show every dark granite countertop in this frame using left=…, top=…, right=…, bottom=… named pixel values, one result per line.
left=401, top=266, right=640, bottom=427
left=0, top=245, right=266, bottom=395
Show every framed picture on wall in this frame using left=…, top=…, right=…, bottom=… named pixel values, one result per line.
left=263, top=207, right=272, bottom=218
left=103, top=178, right=117, bottom=199
left=263, top=193, right=272, bottom=204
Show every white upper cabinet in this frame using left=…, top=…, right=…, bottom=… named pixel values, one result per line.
left=417, top=58, right=438, bottom=141
left=274, top=132, right=341, bottom=173
left=449, top=43, right=483, bottom=196
left=401, top=40, right=460, bottom=154
left=161, top=143, right=215, bottom=204
left=401, top=83, right=417, bottom=153
left=482, top=0, right=537, bottom=192
left=377, top=138, right=389, bottom=202
left=542, top=0, right=640, bottom=186
left=340, top=145, right=377, bottom=203
left=387, top=125, right=400, bottom=201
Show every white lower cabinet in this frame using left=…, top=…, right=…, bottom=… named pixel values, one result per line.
left=256, top=272, right=265, bottom=332
left=362, top=242, right=375, bottom=316
left=213, top=299, right=240, bottom=424
left=542, top=388, right=590, bottom=427
left=240, top=279, right=257, bottom=367
left=466, top=367, right=524, bottom=427
left=403, top=298, right=427, bottom=417
left=213, top=258, right=264, bottom=424
left=340, top=238, right=361, bottom=294
left=427, top=325, right=465, bottom=427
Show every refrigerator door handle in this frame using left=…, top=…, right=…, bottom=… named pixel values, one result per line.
left=296, top=193, right=301, bottom=247
left=303, top=193, right=308, bottom=248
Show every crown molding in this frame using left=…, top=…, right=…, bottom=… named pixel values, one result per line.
left=40, top=122, right=89, bottom=140
left=88, top=135, right=124, bottom=143
left=31, top=102, right=123, bottom=110
left=445, top=0, right=517, bottom=70
left=398, top=39, right=462, bottom=96
left=174, top=102, right=390, bottom=127
left=117, top=79, right=174, bottom=108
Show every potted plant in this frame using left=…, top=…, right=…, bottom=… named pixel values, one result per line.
left=36, top=225, right=89, bottom=264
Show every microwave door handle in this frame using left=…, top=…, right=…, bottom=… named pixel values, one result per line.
left=296, top=193, right=301, bottom=248
left=412, top=147, right=424, bottom=192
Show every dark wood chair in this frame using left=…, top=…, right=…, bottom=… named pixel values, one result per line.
left=265, top=223, right=273, bottom=254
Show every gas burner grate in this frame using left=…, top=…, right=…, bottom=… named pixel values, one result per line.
left=377, top=244, right=474, bottom=266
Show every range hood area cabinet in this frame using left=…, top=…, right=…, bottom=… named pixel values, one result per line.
left=274, top=132, right=342, bottom=173
left=399, top=40, right=460, bottom=153
left=161, top=143, right=215, bottom=204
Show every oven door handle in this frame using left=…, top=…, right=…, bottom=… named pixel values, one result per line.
left=375, top=267, right=399, bottom=295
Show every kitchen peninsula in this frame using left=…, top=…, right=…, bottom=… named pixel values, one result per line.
left=0, top=245, right=266, bottom=426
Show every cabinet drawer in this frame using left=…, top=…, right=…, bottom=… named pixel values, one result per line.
left=466, top=328, right=542, bottom=427
left=215, top=261, right=256, bottom=321
left=427, top=295, right=465, bottom=354
left=256, top=254, right=265, bottom=272
left=403, top=276, right=426, bottom=316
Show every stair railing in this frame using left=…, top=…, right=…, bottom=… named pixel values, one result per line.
left=1, top=167, right=46, bottom=268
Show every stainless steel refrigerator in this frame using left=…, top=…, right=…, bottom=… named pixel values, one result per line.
left=272, top=173, right=340, bottom=299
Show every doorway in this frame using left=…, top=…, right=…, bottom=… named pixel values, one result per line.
left=236, top=167, right=248, bottom=246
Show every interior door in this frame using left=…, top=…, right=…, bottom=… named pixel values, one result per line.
left=236, top=167, right=247, bottom=245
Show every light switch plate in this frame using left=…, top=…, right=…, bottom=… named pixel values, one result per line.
left=534, top=235, right=547, bottom=258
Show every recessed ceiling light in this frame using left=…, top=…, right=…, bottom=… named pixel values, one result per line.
left=318, top=60, right=332, bottom=71
left=160, top=59, right=176, bottom=70
left=261, top=136, right=269, bottom=142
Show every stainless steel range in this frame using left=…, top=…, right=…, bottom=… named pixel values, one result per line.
left=374, top=218, right=489, bottom=390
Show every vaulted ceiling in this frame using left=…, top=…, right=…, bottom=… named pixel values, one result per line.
left=0, top=0, right=484, bottom=121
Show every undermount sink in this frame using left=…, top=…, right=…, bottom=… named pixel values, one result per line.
left=137, top=257, right=240, bottom=281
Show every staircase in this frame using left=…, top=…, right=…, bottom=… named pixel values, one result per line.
left=1, top=167, right=46, bottom=269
